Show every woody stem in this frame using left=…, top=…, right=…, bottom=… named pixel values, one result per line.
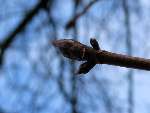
left=96, top=50, right=150, bottom=70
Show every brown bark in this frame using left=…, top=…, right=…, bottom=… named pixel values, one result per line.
left=53, top=39, right=150, bottom=74
left=96, top=50, right=150, bottom=70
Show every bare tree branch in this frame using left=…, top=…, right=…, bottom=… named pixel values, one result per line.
left=53, top=38, right=150, bottom=74
left=66, top=0, right=99, bottom=29
left=122, top=0, right=134, bottom=113
left=0, top=0, right=49, bottom=66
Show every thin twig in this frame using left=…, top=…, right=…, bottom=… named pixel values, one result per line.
left=96, top=50, right=150, bottom=70
left=0, top=0, right=48, bottom=65
left=53, top=38, right=150, bottom=74
left=66, top=0, right=99, bottom=29
left=122, top=0, right=134, bottom=113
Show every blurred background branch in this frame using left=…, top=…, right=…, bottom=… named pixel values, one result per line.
left=122, top=1, right=134, bottom=113
left=66, top=0, right=99, bottom=29
left=0, top=0, right=49, bottom=65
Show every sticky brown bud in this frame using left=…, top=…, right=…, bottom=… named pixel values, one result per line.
left=77, top=61, right=95, bottom=74
left=53, top=39, right=89, bottom=61
left=90, top=38, right=100, bottom=50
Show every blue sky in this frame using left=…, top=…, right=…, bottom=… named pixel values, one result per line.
left=0, top=0, right=150, bottom=113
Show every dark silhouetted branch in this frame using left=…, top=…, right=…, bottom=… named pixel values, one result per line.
left=53, top=38, right=150, bottom=74
left=66, top=0, right=99, bottom=29
left=122, top=0, right=134, bottom=113
left=0, top=0, right=48, bottom=65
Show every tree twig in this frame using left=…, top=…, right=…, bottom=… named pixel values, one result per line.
left=53, top=38, right=150, bottom=74
left=66, top=0, right=99, bottom=29
left=0, top=0, right=48, bottom=65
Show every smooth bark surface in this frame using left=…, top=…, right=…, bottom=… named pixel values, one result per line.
left=53, top=39, right=150, bottom=74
